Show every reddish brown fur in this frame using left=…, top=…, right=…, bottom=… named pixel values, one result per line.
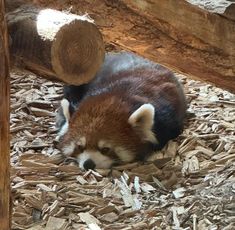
left=58, top=52, right=187, bottom=167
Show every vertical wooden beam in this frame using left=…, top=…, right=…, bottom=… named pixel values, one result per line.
left=0, top=0, right=11, bottom=229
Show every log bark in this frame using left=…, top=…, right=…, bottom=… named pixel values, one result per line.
left=115, top=0, right=235, bottom=93
left=5, top=0, right=32, bottom=12
left=0, top=0, right=11, bottom=229
left=6, top=3, right=105, bottom=85
left=34, top=0, right=235, bottom=93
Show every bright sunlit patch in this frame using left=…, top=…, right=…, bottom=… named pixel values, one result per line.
left=36, top=9, right=93, bottom=40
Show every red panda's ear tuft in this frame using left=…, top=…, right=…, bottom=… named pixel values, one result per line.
left=128, top=104, right=158, bottom=144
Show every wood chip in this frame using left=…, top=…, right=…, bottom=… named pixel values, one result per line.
left=45, top=216, right=68, bottom=230
left=100, top=212, right=119, bottom=223
left=30, top=107, right=55, bottom=117
left=78, top=212, right=101, bottom=227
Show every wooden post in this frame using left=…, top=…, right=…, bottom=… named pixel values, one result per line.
left=0, top=0, right=11, bottom=229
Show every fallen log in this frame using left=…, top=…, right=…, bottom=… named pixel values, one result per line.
left=6, top=2, right=105, bottom=85
left=33, top=0, right=235, bottom=93
left=0, top=0, right=11, bottom=229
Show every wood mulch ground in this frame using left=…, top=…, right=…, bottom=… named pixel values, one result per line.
left=10, top=68, right=235, bottom=230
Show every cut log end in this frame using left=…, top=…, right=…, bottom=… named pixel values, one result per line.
left=7, top=7, right=105, bottom=85
left=52, top=19, right=105, bottom=85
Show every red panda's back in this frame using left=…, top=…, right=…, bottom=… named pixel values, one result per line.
left=86, top=52, right=186, bottom=118
left=84, top=52, right=187, bottom=149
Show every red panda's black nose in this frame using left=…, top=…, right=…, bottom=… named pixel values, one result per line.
left=84, top=159, right=96, bottom=170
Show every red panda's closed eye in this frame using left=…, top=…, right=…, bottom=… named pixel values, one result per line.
left=75, top=145, right=85, bottom=153
left=99, top=147, right=111, bottom=155
left=100, top=147, right=119, bottom=160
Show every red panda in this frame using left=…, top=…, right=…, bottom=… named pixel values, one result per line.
left=56, top=51, right=187, bottom=170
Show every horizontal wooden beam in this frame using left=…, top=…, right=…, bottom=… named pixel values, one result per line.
left=44, top=0, right=234, bottom=93
left=122, top=0, right=235, bottom=56
left=7, top=0, right=235, bottom=92
left=104, top=0, right=235, bottom=93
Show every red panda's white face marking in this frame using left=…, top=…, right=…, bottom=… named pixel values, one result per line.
left=78, top=150, right=114, bottom=170
left=77, top=138, right=114, bottom=169
left=65, top=138, right=135, bottom=170
left=113, top=146, right=134, bottom=162
left=61, top=136, right=86, bottom=158
left=77, top=136, right=86, bottom=147
left=62, top=142, right=76, bottom=156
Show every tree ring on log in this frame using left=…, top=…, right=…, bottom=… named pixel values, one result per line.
left=51, top=18, right=105, bottom=85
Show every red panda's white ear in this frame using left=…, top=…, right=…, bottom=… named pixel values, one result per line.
left=61, top=99, right=70, bottom=122
left=55, top=99, right=70, bottom=141
left=128, top=104, right=158, bottom=143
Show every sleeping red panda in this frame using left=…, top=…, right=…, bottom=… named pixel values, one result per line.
left=56, top=51, right=187, bottom=170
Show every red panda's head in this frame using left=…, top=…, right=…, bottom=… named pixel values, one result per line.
left=57, top=95, right=158, bottom=170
